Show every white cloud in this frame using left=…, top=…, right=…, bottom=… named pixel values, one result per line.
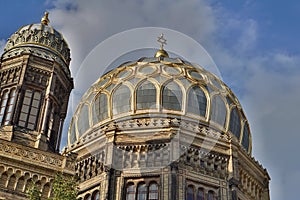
left=236, top=19, right=257, bottom=51
left=48, top=0, right=217, bottom=75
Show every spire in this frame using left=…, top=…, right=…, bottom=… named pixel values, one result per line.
left=154, top=33, right=169, bottom=58
left=41, top=12, right=50, bottom=25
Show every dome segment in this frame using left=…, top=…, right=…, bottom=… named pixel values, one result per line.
left=154, top=49, right=169, bottom=58
left=68, top=54, right=252, bottom=154
left=3, top=12, right=71, bottom=65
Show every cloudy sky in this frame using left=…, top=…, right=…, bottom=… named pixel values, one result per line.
left=1, top=0, right=300, bottom=199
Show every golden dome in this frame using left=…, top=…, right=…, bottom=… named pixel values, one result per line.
left=154, top=49, right=169, bottom=58
left=68, top=54, right=252, bottom=154
left=3, top=12, right=71, bottom=65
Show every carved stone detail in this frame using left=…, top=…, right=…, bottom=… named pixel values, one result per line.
left=0, top=65, right=22, bottom=86
left=4, top=24, right=71, bottom=64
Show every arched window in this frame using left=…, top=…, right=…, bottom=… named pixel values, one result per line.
left=207, top=190, right=214, bottom=200
left=92, top=190, right=100, bottom=200
left=84, top=194, right=91, bottom=200
left=187, top=185, right=194, bottom=200
left=77, top=104, right=90, bottom=136
left=149, top=182, right=159, bottom=200
left=210, top=95, right=227, bottom=127
left=242, top=122, right=250, bottom=151
left=126, top=183, right=135, bottom=200
left=7, top=174, right=16, bottom=190
left=18, top=89, right=42, bottom=130
left=113, top=84, right=131, bottom=115
left=229, top=107, right=241, bottom=139
left=93, top=93, right=108, bottom=123
left=136, top=81, right=157, bottom=110
left=42, top=183, right=50, bottom=198
left=3, top=88, right=16, bottom=125
left=187, top=86, right=207, bottom=117
left=197, top=188, right=204, bottom=200
left=137, top=183, right=147, bottom=200
left=162, top=81, right=182, bottom=111
left=47, top=104, right=55, bottom=143
left=0, top=90, right=9, bottom=125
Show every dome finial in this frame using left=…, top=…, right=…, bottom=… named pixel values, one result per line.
left=157, top=33, right=167, bottom=50
left=155, top=33, right=169, bottom=58
left=41, top=12, right=50, bottom=25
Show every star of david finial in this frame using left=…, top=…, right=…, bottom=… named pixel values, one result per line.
left=157, top=33, right=167, bottom=50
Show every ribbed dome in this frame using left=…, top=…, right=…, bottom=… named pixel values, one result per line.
left=68, top=54, right=252, bottom=154
left=3, top=16, right=71, bottom=65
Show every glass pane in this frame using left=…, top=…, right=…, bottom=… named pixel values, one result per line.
left=229, top=107, right=241, bottom=138
left=33, top=91, right=41, bottom=100
left=187, top=86, right=207, bottom=117
left=112, top=85, right=131, bottom=115
left=116, top=69, right=131, bottom=79
left=2, top=98, right=8, bottom=105
left=47, top=107, right=55, bottom=139
left=242, top=122, right=250, bottom=151
left=210, top=95, right=227, bottom=127
left=4, top=113, right=11, bottom=125
left=126, top=184, right=135, bottom=200
left=7, top=104, right=13, bottom=112
left=93, top=93, right=108, bottom=124
left=10, top=89, right=16, bottom=97
left=18, top=121, right=25, bottom=127
left=2, top=91, right=9, bottom=100
left=0, top=106, right=5, bottom=114
left=137, top=184, right=147, bottom=200
left=211, top=78, right=222, bottom=89
left=32, top=99, right=40, bottom=107
left=27, top=123, right=34, bottom=130
left=93, top=191, right=100, bottom=200
left=187, top=186, right=194, bottom=200
left=196, top=188, right=204, bottom=200
left=23, top=96, right=31, bottom=105
left=189, top=71, right=203, bottom=80
left=84, top=194, right=91, bottom=200
left=5, top=113, right=11, bottom=119
left=139, top=65, right=156, bottom=74
left=28, top=115, right=36, bottom=124
left=149, top=183, right=158, bottom=200
left=207, top=191, right=214, bottom=200
left=24, top=90, right=33, bottom=98
left=30, top=107, right=38, bottom=116
left=0, top=91, right=9, bottom=123
left=77, top=104, right=90, bottom=136
left=164, top=65, right=181, bottom=75
left=137, top=81, right=157, bottom=110
left=0, top=109, right=5, bottom=120
left=21, top=105, right=30, bottom=113
left=162, top=81, right=182, bottom=111
left=19, top=113, right=27, bottom=121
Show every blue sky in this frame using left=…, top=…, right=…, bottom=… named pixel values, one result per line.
left=1, top=1, right=300, bottom=199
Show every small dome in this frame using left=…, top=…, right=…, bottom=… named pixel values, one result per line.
left=3, top=13, right=71, bottom=65
left=68, top=54, right=252, bottom=153
left=154, top=49, right=169, bottom=58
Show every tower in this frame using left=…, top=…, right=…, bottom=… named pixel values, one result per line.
left=0, top=12, right=73, bottom=152
left=0, top=13, right=75, bottom=199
